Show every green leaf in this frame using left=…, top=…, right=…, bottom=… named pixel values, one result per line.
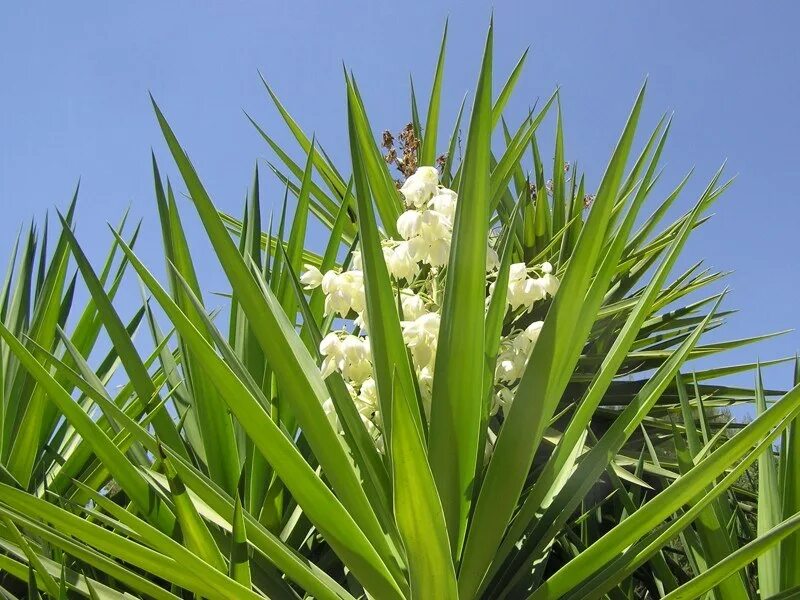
left=428, top=18, right=493, bottom=558
left=230, top=493, right=252, bottom=589
left=528, top=379, right=800, bottom=599
left=420, top=19, right=447, bottom=166
left=459, top=82, right=647, bottom=598
left=662, top=510, right=800, bottom=600
left=57, top=213, right=188, bottom=461
left=757, top=365, right=782, bottom=597
left=0, top=320, right=177, bottom=534
left=160, top=447, right=227, bottom=573
left=781, top=356, right=800, bottom=588
left=391, top=371, right=458, bottom=599
left=153, top=156, right=240, bottom=495
left=346, top=75, right=423, bottom=444
left=258, top=75, right=347, bottom=199
left=491, top=48, right=529, bottom=128
left=1, top=516, right=60, bottom=598
left=109, top=224, right=403, bottom=599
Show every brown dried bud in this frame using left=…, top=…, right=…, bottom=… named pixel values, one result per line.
left=381, top=130, right=394, bottom=149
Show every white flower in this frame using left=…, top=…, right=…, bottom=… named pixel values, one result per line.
left=494, top=325, right=542, bottom=385
left=358, top=378, right=379, bottom=413
left=541, top=261, right=553, bottom=274
left=496, top=358, right=522, bottom=384
left=429, top=188, right=457, bottom=222
left=340, top=335, right=372, bottom=384
left=386, top=242, right=420, bottom=281
left=427, top=238, right=451, bottom=267
left=321, top=270, right=365, bottom=316
left=351, top=250, right=363, bottom=270
left=319, top=332, right=343, bottom=379
left=400, top=166, right=439, bottom=208
left=400, top=288, right=427, bottom=320
left=507, top=263, right=531, bottom=311
left=322, top=398, right=341, bottom=432
left=524, top=320, right=544, bottom=345
left=402, top=312, right=440, bottom=370
left=397, top=210, right=424, bottom=240
left=419, top=210, right=450, bottom=241
left=319, top=332, right=372, bottom=384
left=417, top=365, right=434, bottom=415
left=504, top=263, right=557, bottom=312
left=393, top=208, right=453, bottom=268
left=300, top=264, right=323, bottom=289
left=509, top=263, right=527, bottom=282
left=320, top=332, right=341, bottom=355
left=539, top=273, right=560, bottom=296
left=494, top=385, right=515, bottom=413
left=492, top=319, right=544, bottom=388
left=522, top=278, right=547, bottom=305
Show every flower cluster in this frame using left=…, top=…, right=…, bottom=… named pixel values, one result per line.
left=301, top=166, right=559, bottom=448
left=491, top=262, right=559, bottom=312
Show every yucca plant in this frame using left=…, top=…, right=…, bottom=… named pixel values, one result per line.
left=1, top=19, right=798, bottom=600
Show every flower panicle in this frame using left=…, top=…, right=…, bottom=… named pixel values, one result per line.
left=300, top=166, right=560, bottom=449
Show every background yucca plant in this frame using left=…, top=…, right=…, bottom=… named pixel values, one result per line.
left=0, top=19, right=799, bottom=600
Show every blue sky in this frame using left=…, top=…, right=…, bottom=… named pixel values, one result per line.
left=1, top=2, right=798, bottom=396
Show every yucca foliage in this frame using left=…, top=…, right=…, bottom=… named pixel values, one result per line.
left=1, top=19, right=800, bottom=600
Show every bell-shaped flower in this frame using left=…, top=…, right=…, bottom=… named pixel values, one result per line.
left=401, top=312, right=440, bottom=370
left=507, top=263, right=531, bottom=310
left=429, top=188, right=457, bottom=222
left=300, top=264, right=323, bottom=289
left=321, top=270, right=366, bottom=316
left=427, top=237, right=451, bottom=267
left=322, top=397, right=341, bottom=432
left=494, top=385, right=515, bottom=413
left=340, top=335, right=372, bottom=384
left=495, top=350, right=527, bottom=383
left=400, top=288, right=427, bottom=320
left=319, top=332, right=344, bottom=379
left=400, top=166, right=439, bottom=208
left=539, top=273, right=560, bottom=296
left=357, top=378, right=379, bottom=414
left=386, top=242, right=420, bottom=281
left=522, top=278, right=548, bottom=305
left=419, top=210, right=450, bottom=241
left=524, top=320, right=544, bottom=345
left=397, top=210, right=424, bottom=240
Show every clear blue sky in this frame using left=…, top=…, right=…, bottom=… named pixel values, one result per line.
left=1, top=2, right=798, bottom=396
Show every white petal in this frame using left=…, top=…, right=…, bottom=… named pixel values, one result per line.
left=319, top=332, right=341, bottom=357
left=427, top=238, right=451, bottom=267
left=509, top=262, right=528, bottom=283
left=524, top=320, right=544, bottom=345
left=300, top=264, right=323, bottom=289
left=320, top=356, right=338, bottom=379
left=541, top=273, right=560, bottom=296
left=397, top=210, right=423, bottom=240
left=321, top=270, right=338, bottom=294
